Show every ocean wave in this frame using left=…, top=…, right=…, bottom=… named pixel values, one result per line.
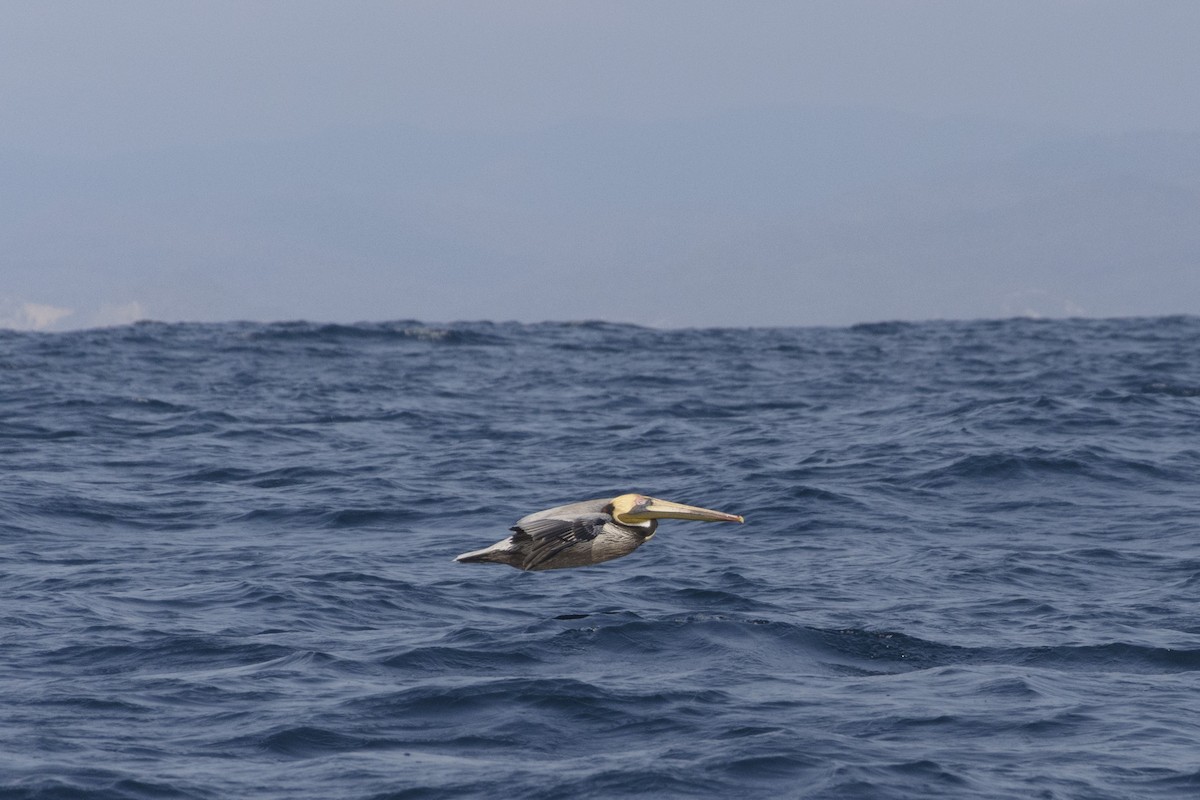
left=245, top=321, right=508, bottom=346
left=5, top=316, right=1200, bottom=799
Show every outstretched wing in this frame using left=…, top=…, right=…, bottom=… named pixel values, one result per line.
left=510, top=514, right=610, bottom=571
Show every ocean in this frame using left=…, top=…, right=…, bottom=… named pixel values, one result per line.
left=2, top=316, right=1199, bottom=799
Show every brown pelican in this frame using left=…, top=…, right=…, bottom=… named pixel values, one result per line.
left=454, top=493, right=744, bottom=571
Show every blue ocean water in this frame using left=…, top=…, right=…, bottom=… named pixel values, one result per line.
left=2, top=317, right=1199, bottom=799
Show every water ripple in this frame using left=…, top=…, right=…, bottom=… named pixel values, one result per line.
left=2, top=317, right=1199, bottom=799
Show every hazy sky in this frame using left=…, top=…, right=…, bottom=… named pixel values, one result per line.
left=3, top=2, right=1199, bottom=328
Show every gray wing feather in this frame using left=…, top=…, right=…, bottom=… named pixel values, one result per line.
left=515, top=499, right=611, bottom=527
left=511, top=514, right=609, bottom=570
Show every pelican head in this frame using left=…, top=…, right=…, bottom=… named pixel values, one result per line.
left=609, top=494, right=744, bottom=526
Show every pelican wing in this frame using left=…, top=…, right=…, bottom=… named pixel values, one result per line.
left=514, top=498, right=611, bottom=527
left=510, top=514, right=609, bottom=571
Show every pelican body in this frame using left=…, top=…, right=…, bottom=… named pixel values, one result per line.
left=455, top=493, right=744, bottom=571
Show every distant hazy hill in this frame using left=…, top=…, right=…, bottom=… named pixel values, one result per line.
left=3, top=108, right=1197, bottom=326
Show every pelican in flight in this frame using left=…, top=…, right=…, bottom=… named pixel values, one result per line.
left=454, top=493, right=744, bottom=571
